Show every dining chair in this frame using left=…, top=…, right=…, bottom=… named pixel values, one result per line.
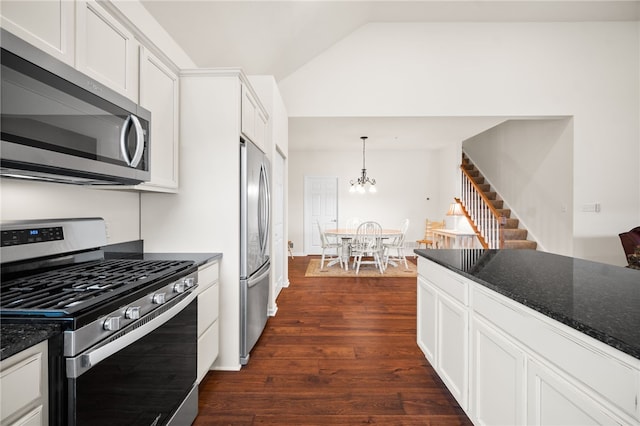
left=416, top=219, right=445, bottom=249
left=384, top=218, right=410, bottom=269
left=351, top=221, right=385, bottom=274
left=315, top=220, right=343, bottom=269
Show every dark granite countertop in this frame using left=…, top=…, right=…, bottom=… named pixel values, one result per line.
left=414, top=249, right=640, bottom=360
left=103, top=240, right=221, bottom=267
left=107, top=251, right=222, bottom=267
left=1, top=322, right=62, bottom=361
left=1, top=245, right=222, bottom=361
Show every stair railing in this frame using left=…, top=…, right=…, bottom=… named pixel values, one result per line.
left=459, top=165, right=503, bottom=249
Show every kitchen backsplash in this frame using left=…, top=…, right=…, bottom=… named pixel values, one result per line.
left=0, top=179, right=141, bottom=244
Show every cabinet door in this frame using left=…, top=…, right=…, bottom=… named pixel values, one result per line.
left=75, top=0, right=138, bottom=101
left=417, top=276, right=437, bottom=364
left=241, top=85, right=257, bottom=143
left=138, top=47, right=179, bottom=191
left=197, top=320, right=219, bottom=383
left=471, top=316, right=525, bottom=426
left=9, top=406, right=43, bottom=426
left=0, top=0, right=74, bottom=66
left=527, top=359, right=624, bottom=426
left=255, top=108, right=267, bottom=149
left=437, top=291, right=468, bottom=411
left=0, top=341, right=47, bottom=426
left=1, top=0, right=74, bottom=65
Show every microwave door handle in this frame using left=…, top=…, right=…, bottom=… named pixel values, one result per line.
left=119, top=115, right=145, bottom=168
left=129, top=115, right=145, bottom=167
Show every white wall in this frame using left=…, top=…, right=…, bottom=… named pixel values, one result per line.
left=463, top=118, right=575, bottom=258
left=0, top=179, right=140, bottom=244
left=141, top=72, right=242, bottom=370
left=288, top=147, right=443, bottom=253
left=279, top=21, right=640, bottom=265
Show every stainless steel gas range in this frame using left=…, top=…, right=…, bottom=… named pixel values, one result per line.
left=1, top=218, right=199, bottom=426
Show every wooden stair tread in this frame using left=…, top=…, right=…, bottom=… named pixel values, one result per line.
left=503, top=228, right=528, bottom=240
left=503, top=240, right=538, bottom=250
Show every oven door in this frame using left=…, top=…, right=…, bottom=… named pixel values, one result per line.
left=66, top=292, right=197, bottom=426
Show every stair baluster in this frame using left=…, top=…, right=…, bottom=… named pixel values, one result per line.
left=460, top=165, right=501, bottom=249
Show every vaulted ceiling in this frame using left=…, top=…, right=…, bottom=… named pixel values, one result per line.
left=139, top=1, right=639, bottom=151
left=140, top=1, right=639, bottom=81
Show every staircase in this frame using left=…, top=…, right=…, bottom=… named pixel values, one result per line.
left=461, top=154, right=537, bottom=250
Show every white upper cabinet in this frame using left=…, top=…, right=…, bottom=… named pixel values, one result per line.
left=241, top=84, right=267, bottom=152
left=0, top=0, right=75, bottom=66
left=75, top=0, right=139, bottom=102
left=137, top=47, right=179, bottom=192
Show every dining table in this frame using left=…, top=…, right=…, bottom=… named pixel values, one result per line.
left=324, top=228, right=403, bottom=270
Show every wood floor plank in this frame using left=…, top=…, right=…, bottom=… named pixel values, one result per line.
left=194, top=256, right=472, bottom=425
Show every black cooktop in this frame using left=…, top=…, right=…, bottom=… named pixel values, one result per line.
left=1, top=259, right=196, bottom=317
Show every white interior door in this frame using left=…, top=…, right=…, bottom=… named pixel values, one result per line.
left=304, top=176, right=338, bottom=255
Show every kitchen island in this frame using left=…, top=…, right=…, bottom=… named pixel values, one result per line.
left=414, top=248, right=640, bottom=426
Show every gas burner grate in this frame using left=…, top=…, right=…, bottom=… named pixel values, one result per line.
left=1, top=259, right=194, bottom=316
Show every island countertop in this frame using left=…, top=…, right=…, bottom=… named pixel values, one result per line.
left=414, top=249, right=640, bottom=360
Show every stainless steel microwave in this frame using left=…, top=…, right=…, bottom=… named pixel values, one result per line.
left=0, top=29, right=151, bottom=185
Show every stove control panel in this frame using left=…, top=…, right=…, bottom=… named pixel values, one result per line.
left=1, top=226, right=64, bottom=246
left=63, top=270, right=199, bottom=357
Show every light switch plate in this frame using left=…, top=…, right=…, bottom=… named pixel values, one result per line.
left=582, top=203, right=601, bottom=213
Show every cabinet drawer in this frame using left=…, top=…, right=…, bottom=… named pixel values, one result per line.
left=473, top=287, right=638, bottom=418
left=198, top=282, right=219, bottom=335
left=0, top=343, right=46, bottom=424
left=197, top=320, right=219, bottom=383
left=198, top=261, right=219, bottom=293
left=418, top=259, right=468, bottom=305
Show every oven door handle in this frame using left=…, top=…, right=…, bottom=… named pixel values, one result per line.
left=66, top=290, right=196, bottom=379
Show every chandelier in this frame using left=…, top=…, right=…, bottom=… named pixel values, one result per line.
left=349, top=136, right=377, bottom=193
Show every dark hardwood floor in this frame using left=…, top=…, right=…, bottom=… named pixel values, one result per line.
left=194, top=256, right=472, bottom=425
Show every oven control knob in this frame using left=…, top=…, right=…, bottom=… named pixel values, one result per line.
left=184, top=277, right=196, bottom=288
left=103, top=316, right=121, bottom=331
left=125, top=306, right=141, bottom=319
left=153, top=292, right=166, bottom=304
left=173, top=281, right=186, bottom=294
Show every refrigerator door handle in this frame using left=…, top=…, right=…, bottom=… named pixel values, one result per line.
left=258, top=163, right=271, bottom=255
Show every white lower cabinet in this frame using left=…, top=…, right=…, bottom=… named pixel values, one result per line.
left=527, top=359, right=624, bottom=426
left=417, top=257, right=640, bottom=426
left=417, top=276, right=437, bottom=363
left=0, top=341, right=48, bottom=426
left=416, top=260, right=469, bottom=411
left=437, top=292, right=468, bottom=410
left=196, top=261, right=220, bottom=383
left=471, top=316, right=525, bottom=426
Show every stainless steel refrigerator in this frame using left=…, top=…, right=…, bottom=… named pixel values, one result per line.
left=240, top=138, right=271, bottom=365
